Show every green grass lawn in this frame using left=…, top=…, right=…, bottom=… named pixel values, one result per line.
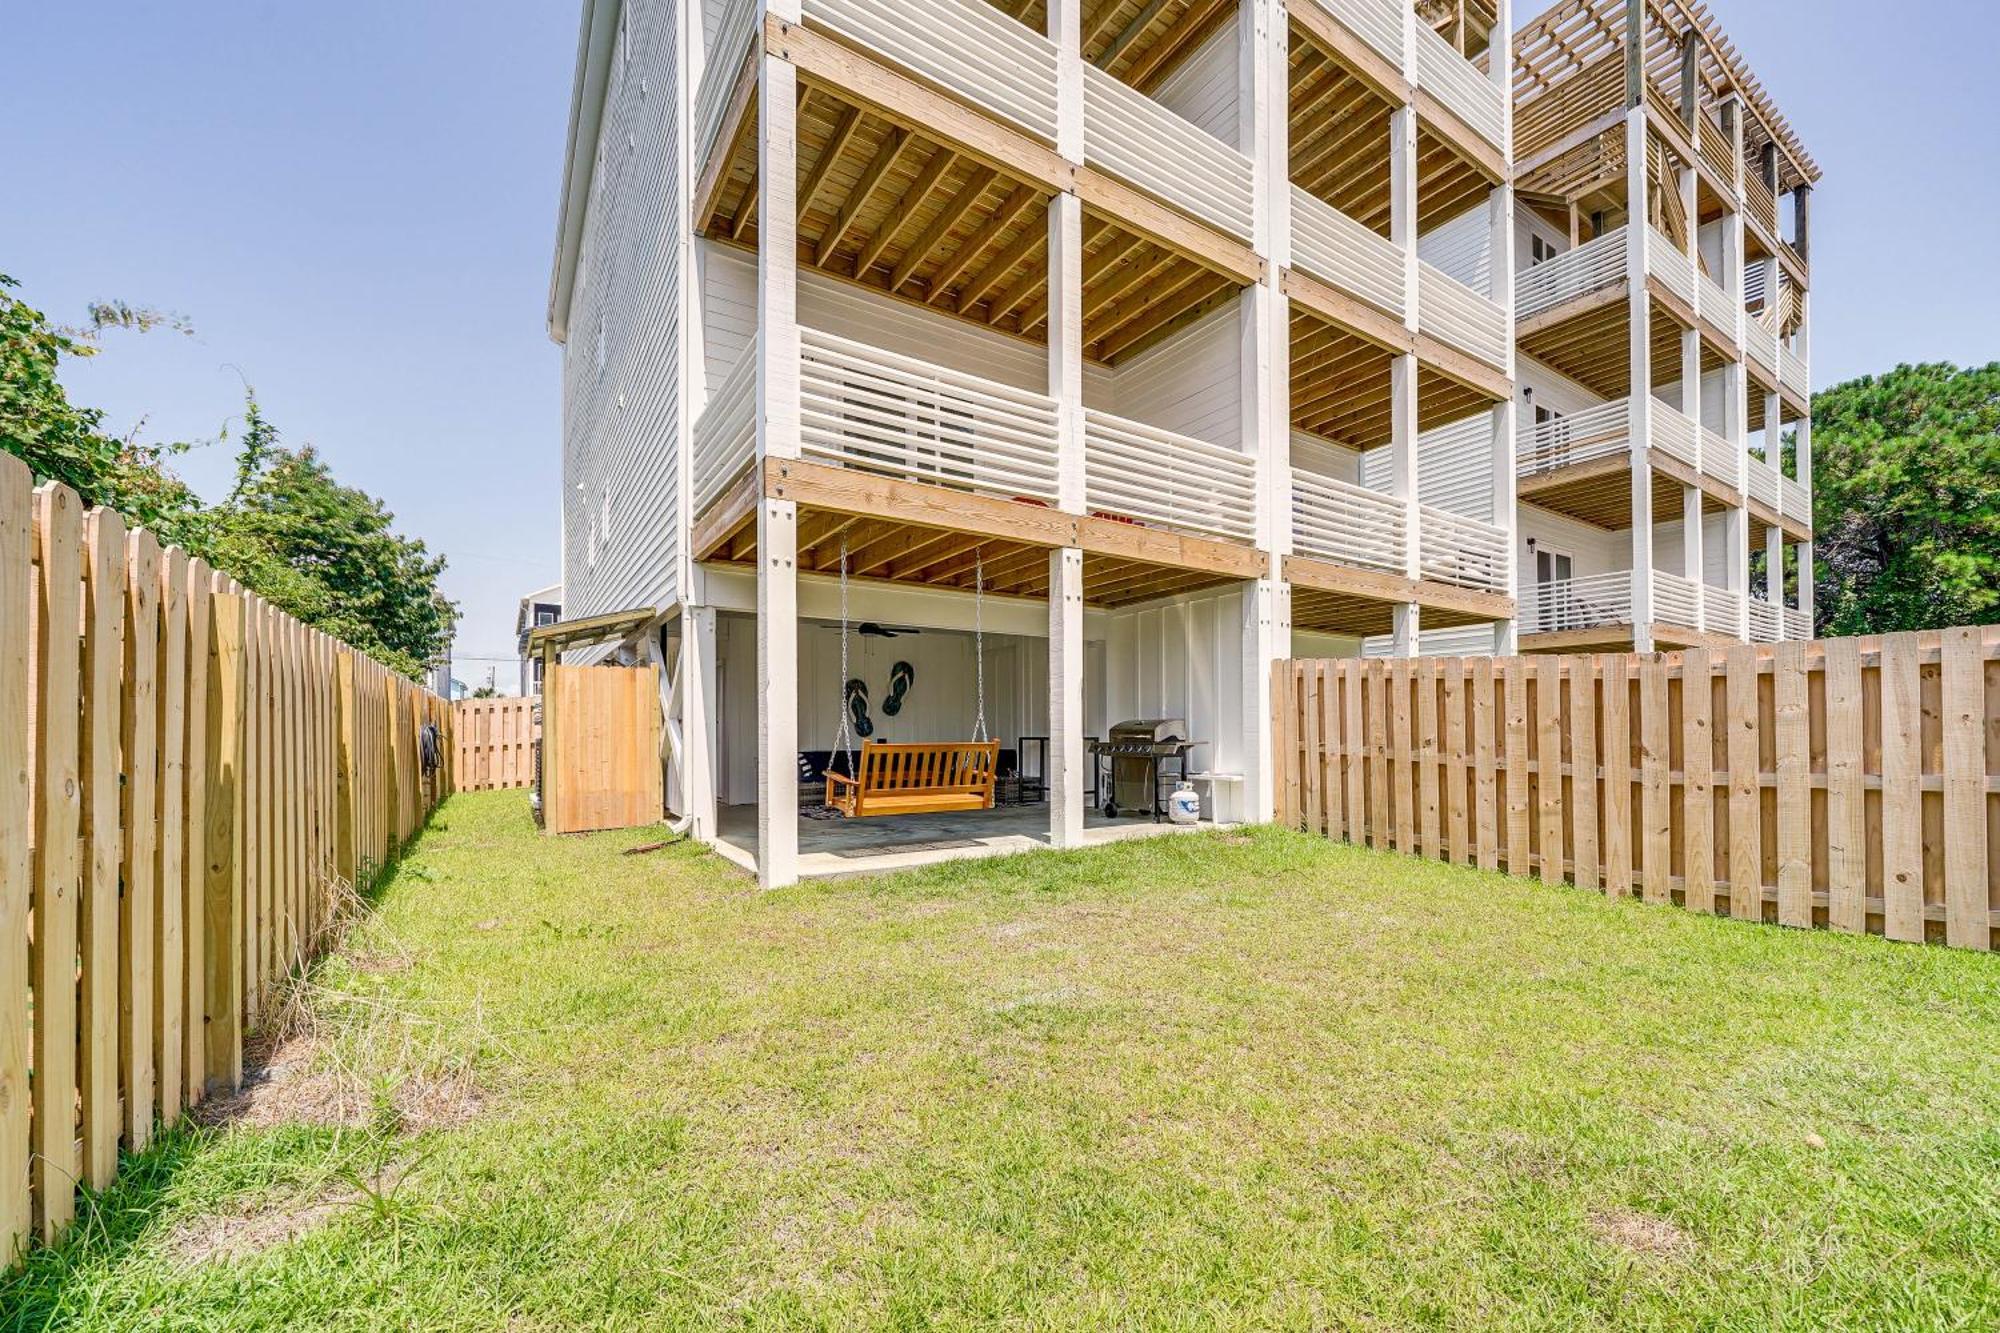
left=6, top=791, right=1998, bottom=1330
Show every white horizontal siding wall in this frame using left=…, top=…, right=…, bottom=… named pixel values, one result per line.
left=1293, top=629, right=1364, bottom=659
left=699, top=241, right=1050, bottom=395
left=1148, top=19, right=1239, bottom=147
left=1358, top=414, right=1496, bottom=520
left=1291, top=432, right=1362, bottom=484
left=1361, top=625, right=1498, bottom=658
left=1419, top=205, right=1492, bottom=297
left=1095, top=303, right=1242, bottom=449
left=1652, top=513, right=1736, bottom=586
left=563, top=0, right=682, bottom=658
left=1518, top=355, right=1605, bottom=418
left=1517, top=505, right=1629, bottom=580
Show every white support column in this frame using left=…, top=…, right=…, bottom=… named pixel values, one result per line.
left=1765, top=521, right=1785, bottom=636
left=755, top=51, right=801, bottom=889
left=1051, top=0, right=1082, bottom=163
left=1489, top=180, right=1518, bottom=653
left=1626, top=104, right=1655, bottom=652
left=1242, top=577, right=1287, bottom=823
left=1390, top=95, right=1421, bottom=655
left=1680, top=325, right=1703, bottom=609
left=1794, top=285, right=1814, bottom=632
left=1722, top=96, right=1751, bottom=642
left=1049, top=549, right=1085, bottom=846
left=683, top=600, right=718, bottom=841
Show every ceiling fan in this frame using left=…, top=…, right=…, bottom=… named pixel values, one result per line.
left=857, top=622, right=922, bottom=638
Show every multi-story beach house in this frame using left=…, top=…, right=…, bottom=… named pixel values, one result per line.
left=545, top=0, right=1815, bottom=884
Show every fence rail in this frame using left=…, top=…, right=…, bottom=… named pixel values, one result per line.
left=0, top=456, right=449, bottom=1263
left=454, top=696, right=539, bottom=792
left=1274, top=627, right=2000, bottom=955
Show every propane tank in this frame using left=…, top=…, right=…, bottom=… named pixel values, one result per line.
left=1168, top=781, right=1202, bottom=825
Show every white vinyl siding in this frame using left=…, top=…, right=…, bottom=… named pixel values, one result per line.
left=563, top=0, right=682, bottom=650
left=1102, top=585, right=1248, bottom=780
left=1418, top=204, right=1493, bottom=298
left=1148, top=19, right=1240, bottom=148
left=1092, top=303, right=1242, bottom=450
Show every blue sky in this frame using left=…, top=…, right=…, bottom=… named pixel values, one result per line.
left=6, top=2, right=1998, bottom=685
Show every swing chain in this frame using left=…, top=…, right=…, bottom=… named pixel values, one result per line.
left=971, top=549, right=988, bottom=744
left=830, top=537, right=856, bottom=782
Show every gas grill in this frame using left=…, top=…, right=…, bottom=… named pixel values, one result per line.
left=1089, top=719, right=1205, bottom=821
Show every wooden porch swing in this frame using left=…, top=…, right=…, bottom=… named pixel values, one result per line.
left=821, top=539, right=1000, bottom=818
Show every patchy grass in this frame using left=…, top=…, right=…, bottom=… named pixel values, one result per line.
left=6, top=791, right=1998, bottom=1330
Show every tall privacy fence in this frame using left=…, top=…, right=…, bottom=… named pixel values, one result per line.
left=453, top=695, right=537, bottom=793
left=0, top=455, right=452, bottom=1262
left=1275, top=627, right=1999, bottom=953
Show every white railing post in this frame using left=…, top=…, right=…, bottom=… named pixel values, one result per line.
left=1626, top=99, right=1655, bottom=651
left=755, top=48, right=800, bottom=889
left=1390, top=11, right=1420, bottom=655
left=1490, top=0, right=1518, bottom=654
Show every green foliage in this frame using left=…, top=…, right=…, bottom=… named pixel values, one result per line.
left=0, top=271, right=455, bottom=679
left=212, top=396, right=455, bottom=679
left=0, top=273, right=211, bottom=552
left=1812, top=363, right=2000, bottom=635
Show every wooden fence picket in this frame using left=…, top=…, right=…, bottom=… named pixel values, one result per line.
left=1276, top=630, right=1998, bottom=958
left=0, top=457, right=32, bottom=1259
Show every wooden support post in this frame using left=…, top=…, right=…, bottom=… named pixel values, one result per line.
left=205, top=592, right=246, bottom=1094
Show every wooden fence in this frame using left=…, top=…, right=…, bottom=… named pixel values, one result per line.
left=453, top=695, right=537, bottom=792
left=0, top=456, right=452, bottom=1262
left=1274, top=628, right=1999, bottom=953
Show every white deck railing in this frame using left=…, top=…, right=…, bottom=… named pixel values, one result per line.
left=1780, top=343, right=1811, bottom=399
left=695, top=0, right=761, bottom=167
left=1321, top=0, right=1405, bottom=71
left=1704, top=584, right=1745, bottom=638
left=1699, top=424, right=1741, bottom=489
left=1083, top=65, right=1255, bottom=241
left=1652, top=570, right=1703, bottom=630
left=1291, top=469, right=1407, bottom=574
left=1784, top=607, right=1813, bottom=641
left=1413, top=23, right=1506, bottom=151
left=1290, top=184, right=1405, bottom=318
left=1517, top=227, right=1626, bottom=320
left=1780, top=474, right=1812, bottom=522
left=691, top=343, right=758, bottom=514
left=1745, top=454, right=1780, bottom=512
left=1650, top=400, right=1700, bottom=471
left=1697, top=268, right=1734, bottom=332
left=1521, top=571, right=1632, bottom=636
left=1084, top=410, right=1257, bottom=545
left=1747, top=597, right=1782, bottom=643
left=1744, top=312, right=1779, bottom=376
left=1418, top=260, right=1508, bottom=368
left=802, top=0, right=1059, bottom=142
left=1648, top=228, right=1695, bottom=305
left=797, top=325, right=1061, bottom=502
left=1419, top=505, right=1509, bottom=594
left=1519, top=398, right=1629, bottom=476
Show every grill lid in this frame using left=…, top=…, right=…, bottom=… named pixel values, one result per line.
left=1107, top=718, right=1189, bottom=744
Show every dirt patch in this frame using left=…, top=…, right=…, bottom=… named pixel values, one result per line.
left=165, top=1192, right=350, bottom=1266
left=193, top=1036, right=481, bottom=1133
left=1588, top=1207, right=1694, bottom=1260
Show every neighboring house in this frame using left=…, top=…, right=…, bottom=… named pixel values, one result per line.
left=517, top=583, right=564, bottom=695
left=428, top=651, right=454, bottom=701
left=547, top=0, right=1816, bottom=886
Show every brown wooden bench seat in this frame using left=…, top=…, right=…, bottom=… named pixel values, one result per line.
left=823, top=740, right=1001, bottom=818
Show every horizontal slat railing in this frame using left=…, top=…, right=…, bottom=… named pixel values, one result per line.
left=1413, top=23, right=1506, bottom=151
left=1743, top=312, right=1779, bottom=376
left=1083, top=65, right=1255, bottom=241
left=1650, top=400, right=1699, bottom=470
left=1784, top=607, right=1813, bottom=641
left=1699, top=425, right=1741, bottom=489
left=1744, top=169, right=1778, bottom=236
left=692, top=343, right=757, bottom=514
left=1648, top=227, right=1695, bottom=304
left=1520, top=399, right=1629, bottom=477
left=1697, top=111, right=1737, bottom=188
left=798, top=325, right=1062, bottom=502
left=1704, top=584, right=1745, bottom=638
left=1418, top=505, right=1509, bottom=594
left=1291, top=469, right=1407, bottom=574
left=1083, top=411, right=1257, bottom=544
left=1780, top=474, right=1812, bottom=523
left=695, top=0, right=761, bottom=167
left=1780, top=343, right=1811, bottom=399
left=1746, top=597, right=1782, bottom=642
left=801, top=0, right=1059, bottom=142
left=1275, top=625, right=2000, bottom=953
left=1517, top=227, right=1626, bottom=319
left=1745, top=455, right=1780, bottom=511
left=1697, top=268, right=1734, bottom=333
left=1290, top=184, right=1405, bottom=319
left=1652, top=570, right=1703, bottom=630
left=1520, top=571, right=1633, bottom=636
left=1418, top=260, right=1508, bottom=368
left=1320, top=0, right=1405, bottom=71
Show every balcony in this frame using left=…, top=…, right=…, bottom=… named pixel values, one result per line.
left=1699, top=423, right=1740, bottom=490
left=800, top=0, right=1060, bottom=143
left=1412, top=21, right=1506, bottom=154
left=1418, top=505, right=1509, bottom=594
left=1696, top=267, right=1734, bottom=336
left=692, top=342, right=757, bottom=514
left=1290, top=184, right=1404, bottom=321
left=1418, top=259, right=1508, bottom=370
left=1647, top=226, right=1694, bottom=308
left=1779, top=342, right=1810, bottom=399
left=1084, top=410, right=1256, bottom=545
left=1518, top=227, right=1625, bottom=321
left=1521, top=571, right=1631, bottom=636
left=1290, top=470, right=1406, bottom=575
left=1519, top=399, right=1627, bottom=477
left=1083, top=64, right=1255, bottom=242
left=1743, top=312, right=1779, bottom=378
left=1745, top=454, right=1810, bottom=526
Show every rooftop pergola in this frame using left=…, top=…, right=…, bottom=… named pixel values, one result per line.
left=1513, top=0, right=1820, bottom=192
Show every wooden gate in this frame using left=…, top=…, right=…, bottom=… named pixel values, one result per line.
left=544, top=664, right=663, bottom=835
left=453, top=696, right=538, bottom=792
